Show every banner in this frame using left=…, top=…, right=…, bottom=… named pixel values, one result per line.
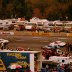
left=0, top=32, right=14, bottom=35
left=0, top=52, right=30, bottom=71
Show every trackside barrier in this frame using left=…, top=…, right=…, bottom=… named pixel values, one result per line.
left=40, top=33, right=49, bottom=36
left=1, top=31, right=72, bottom=37
left=14, top=32, right=72, bottom=37
left=49, top=33, right=67, bottom=37
left=32, top=32, right=67, bottom=36
left=32, top=33, right=50, bottom=36
left=67, top=33, right=72, bottom=37
left=14, top=31, right=32, bottom=36
left=32, top=33, right=39, bottom=36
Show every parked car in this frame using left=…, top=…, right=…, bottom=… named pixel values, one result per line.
left=43, top=27, right=51, bottom=32
left=3, top=24, right=14, bottom=31
left=25, top=23, right=36, bottom=31
left=36, top=23, right=44, bottom=31
left=14, top=24, right=25, bottom=31
left=64, top=26, right=72, bottom=33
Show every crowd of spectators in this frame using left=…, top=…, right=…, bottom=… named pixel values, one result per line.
left=41, top=63, right=71, bottom=72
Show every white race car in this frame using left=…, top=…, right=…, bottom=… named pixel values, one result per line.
left=49, top=41, right=66, bottom=47
left=42, top=41, right=66, bottom=49
left=0, top=39, right=9, bottom=43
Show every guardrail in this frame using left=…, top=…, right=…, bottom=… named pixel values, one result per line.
left=32, top=32, right=72, bottom=37
left=0, top=31, right=72, bottom=37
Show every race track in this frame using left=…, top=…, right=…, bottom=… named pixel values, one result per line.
left=0, top=36, right=72, bottom=51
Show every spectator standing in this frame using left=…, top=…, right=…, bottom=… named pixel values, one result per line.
left=41, top=67, right=46, bottom=72
left=1, top=42, right=4, bottom=50
left=4, top=42, right=8, bottom=49
left=1, top=41, right=8, bottom=50
left=65, top=64, right=70, bottom=72
left=57, top=64, right=61, bottom=72
left=45, top=65, right=50, bottom=72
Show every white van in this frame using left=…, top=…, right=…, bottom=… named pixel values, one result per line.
left=25, top=22, right=36, bottom=31
left=49, top=56, right=70, bottom=64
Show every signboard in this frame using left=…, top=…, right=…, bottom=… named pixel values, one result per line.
left=0, top=52, right=30, bottom=71
left=0, top=32, right=14, bottom=35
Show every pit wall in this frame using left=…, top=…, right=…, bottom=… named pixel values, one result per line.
left=0, top=31, right=72, bottom=37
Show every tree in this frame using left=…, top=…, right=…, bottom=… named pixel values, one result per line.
left=0, top=0, right=72, bottom=20
left=25, top=0, right=33, bottom=20
left=13, top=0, right=25, bottom=18
left=57, top=0, right=69, bottom=3
left=33, top=8, right=41, bottom=18
left=2, top=0, right=9, bottom=7
left=35, top=0, right=48, bottom=18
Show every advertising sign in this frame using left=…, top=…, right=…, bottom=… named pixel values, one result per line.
left=0, top=32, right=14, bottom=35
left=0, top=52, right=30, bottom=71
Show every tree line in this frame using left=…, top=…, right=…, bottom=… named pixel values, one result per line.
left=0, top=0, right=72, bottom=20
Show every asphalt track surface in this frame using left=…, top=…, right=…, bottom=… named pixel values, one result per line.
left=0, top=35, right=72, bottom=51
